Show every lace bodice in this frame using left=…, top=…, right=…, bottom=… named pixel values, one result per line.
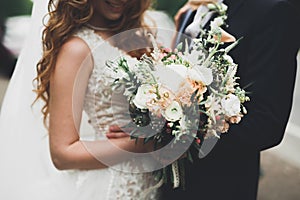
left=74, top=28, right=132, bottom=139
left=74, top=28, right=159, bottom=200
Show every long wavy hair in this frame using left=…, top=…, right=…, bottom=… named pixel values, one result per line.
left=35, top=0, right=153, bottom=125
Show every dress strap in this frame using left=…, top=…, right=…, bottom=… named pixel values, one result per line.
left=74, top=27, right=102, bottom=51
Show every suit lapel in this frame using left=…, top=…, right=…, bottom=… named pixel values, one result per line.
left=174, top=9, right=197, bottom=47
left=175, top=0, right=247, bottom=47
left=202, top=0, right=247, bottom=34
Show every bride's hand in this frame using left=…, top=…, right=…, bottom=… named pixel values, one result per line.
left=106, top=125, right=129, bottom=139
left=106, top=125, right=154, bottom=153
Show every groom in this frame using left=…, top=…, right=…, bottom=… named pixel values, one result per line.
left=159, top=0, right=300, bottom=199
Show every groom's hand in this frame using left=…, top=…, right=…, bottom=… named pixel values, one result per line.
left=174, top=3, right=191, bottom=30
left=174, top=0, right=203, bottom=30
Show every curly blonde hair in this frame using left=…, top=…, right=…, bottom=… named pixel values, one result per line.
left=35, top=0, right=153, bottom=125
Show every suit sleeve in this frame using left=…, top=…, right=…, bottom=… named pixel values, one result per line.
left=223, top=1, right=300, bottom=151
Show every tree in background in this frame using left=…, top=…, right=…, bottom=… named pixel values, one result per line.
left=0, top=0, right=185, bottom=19
left=0, top=0, right=33, bottom=20
left=0, top=0, right=32, bottom=78
left=154, top=0, right=186, bottom=16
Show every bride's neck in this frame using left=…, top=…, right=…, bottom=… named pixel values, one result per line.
left=88, top=14, right=121, bottom=30
left=88, top=17, right=109, bottom=29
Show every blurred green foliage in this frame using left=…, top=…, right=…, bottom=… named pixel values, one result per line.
left=0, top=0, right=33, bottom=20
left=0, top=0, right=186, bottom=20
left=154, top=0, right=187, bottom=17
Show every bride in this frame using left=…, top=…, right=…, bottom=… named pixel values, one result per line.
left=0, top=0, right=175, bottom=199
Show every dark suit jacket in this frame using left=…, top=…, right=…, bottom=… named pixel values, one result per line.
left=160, top=0, right=300, bottom=199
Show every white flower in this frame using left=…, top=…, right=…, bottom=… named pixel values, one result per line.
left=207, top=3, right=217, bottom=10
left=210, top=17, right=224, bottom=30
left=162, top=101, right=183, bottom=122
left=220, top=3, right=228, bottom=12
left=205, top=95, right=221, bottom=123
left=179, top=116, right=187, bottom=131
left=223, top=55, right=234, bottom=65
left=153, top=64, right=187, bottom=93
left=221, top=94, right=241, bottom=117
left=187, top=65, right=213, bottom=85
left=224, top=64, right=238, bottom=92
left=207, top=3, right=228, bottom=12
left=132, top=84, right=155, bottom=109
left=167, top=64, right=188, bottom=77
left=126, top=57, right=139, bottom=72
left=148, top=33, right=161, bottom=61
left=183, top=49, right=203, bottom=66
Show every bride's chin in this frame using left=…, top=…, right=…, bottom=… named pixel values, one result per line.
left=105, top=12, right=124, bottom=21
left=103, top=14, right=123, bottom=24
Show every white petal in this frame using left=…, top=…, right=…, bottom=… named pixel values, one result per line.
left=163, top=101, right=183, bottom=122
left=153, top=64, right=187, bottom=93
left=188, top=66, right=213, bottom=85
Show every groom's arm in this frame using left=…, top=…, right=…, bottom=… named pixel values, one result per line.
left=223, top=1, right=299, bottom=151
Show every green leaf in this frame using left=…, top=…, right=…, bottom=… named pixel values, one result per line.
left=225, top=37, right=243, bottom=53
left=176, top=42, right=183, bottom=51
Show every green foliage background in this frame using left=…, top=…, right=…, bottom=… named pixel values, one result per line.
left=154, top=0, right=186, bottom=17
left=0, top=0, right=187, bottom=20
left=0, top=0, right=33, bottom=20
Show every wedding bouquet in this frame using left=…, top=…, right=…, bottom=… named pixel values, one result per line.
left=107, top=2, right=249, bottom=188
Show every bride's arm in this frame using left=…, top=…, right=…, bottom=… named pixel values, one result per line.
left=49, top=37, right=148, bottom=170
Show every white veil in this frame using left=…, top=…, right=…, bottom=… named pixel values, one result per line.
left=0, top=0, right=178, bottom=198
left=0, top=0, right=58, bottom=198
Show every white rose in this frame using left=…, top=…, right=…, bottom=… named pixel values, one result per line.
left=188, top=66, right=213, bottom=85
left=210, top=17, right=224, bottom=30
left=221, top=94, right=241, bottom=117
left=162, top=101, right=183, bottom=122
left=132, top=84, right=155, bottom=109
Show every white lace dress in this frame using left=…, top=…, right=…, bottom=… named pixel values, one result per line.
left=70, top=28, right=160, bottom=200
left=23, top=27, right=159, bottom=200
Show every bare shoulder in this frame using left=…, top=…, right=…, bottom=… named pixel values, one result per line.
left=55, top=36, right=93, bottom=73
left=51, top=36, right=93, bottom=98
left=59, top=36, right=91, bottom=60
